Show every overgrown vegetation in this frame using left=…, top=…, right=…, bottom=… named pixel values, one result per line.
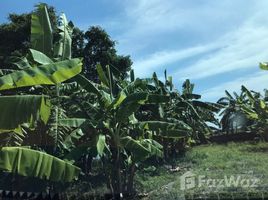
left=0, top=3, right=267, bottom=200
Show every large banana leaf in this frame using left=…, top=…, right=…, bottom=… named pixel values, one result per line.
left=140, top=139, right=163, bottom=158
left=54, top=13, right=73, bottom=59
left=64, top=135, right=107, bottom=162
left=59, top=118, right=86, bottom=128
left=30, top=49, right=53, bottom=65
left=120, top=136, right=150, bottom=161
left=74, top=74, right=100, bottom=96
left=120, top=137, right=163, bottom=162
left=241, top=85, right=255, bottom=104
left=96, top=64, right=109, bottom=87
left=116, top=93, right=170, bottom=122
left=0, top=95, right=50, bottom=130
left=0, top=58, right=82, bottom=91
left=63, top=128, right=84, bottom=150
left=240, top=105, right=259, bottom=120
left=31, top=4, right=53, bottom=56
left=0, top=147, right=80, bottom=182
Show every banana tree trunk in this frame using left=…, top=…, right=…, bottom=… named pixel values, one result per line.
left=126, top=163, right=136, bottom=195
left=261, top=127, right=268, bottom=142
left=163, top=138, right=169, bottom=160
left=111, top=147, right=122, bottom=197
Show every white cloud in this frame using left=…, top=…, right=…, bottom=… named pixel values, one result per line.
left=107, top=0, right=268, bottom=102
left=117, top=0, right=255, bottom=54
left=174, top=25, right=268, bottom=80
left=133, top=43, right=220, bottom=77
left=126, top=0, right=268, bottom=81
left=122, top=0, right=253, bottom=35
left=201, top=71, right=268, bottom=101
left=131, top=24, right=268, bottom=79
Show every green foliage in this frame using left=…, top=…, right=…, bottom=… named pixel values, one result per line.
left=217, top=84, right=268, bottom=139
left=0, top=4, right=82, bottom=184
left=64, top=65, right=181, bottom=195
left=64, top=64, right=222, bottom=196
left=53, top=13, right=73, bottom=59
left=58, top=118, right=86, bottom=128
left=29, top=49, right=53, bottom=64
left=83, top=26, right=132, bottom=80
left=31, top=4, right=53, bottom=56
left=260, top=62, right=268, bottom=70
left=0, top=95, right=50, bottom=131
left=0, top=13, right=31, bottom=68
left=240, top=86, right=268, bottom=139
left=148, top=73, right=220, bottom=144
left=0, top=147, right=80, bottom=182
left=96, top=134, right=106, bottom=156
left=0, top=5, right=132, bottom=82
left=120, top=136, right=158, bottom=162
left=116, top=92, right=170, bottom=122
left=71, top=27, right=84, bottom=58
left=137, top=121, right=191, bottom=138
left=0, top=58, right=82, bottom=91
left=135, top=142, right=268, bottom=199
left=74, top=74, right=100, bottom=95
left=2, top=2, right=268, bottom=198
left=0, top=3, right=57, bottom=69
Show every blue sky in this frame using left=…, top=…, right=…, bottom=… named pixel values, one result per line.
left=1, top=0, right=268, bottom=102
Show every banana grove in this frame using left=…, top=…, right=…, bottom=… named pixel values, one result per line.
left=0, top=4, right=267, bottom=199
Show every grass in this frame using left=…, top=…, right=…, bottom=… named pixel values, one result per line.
left=136, top=141, right=268, bottom=199
left=63, top=141, right=268, bottom=199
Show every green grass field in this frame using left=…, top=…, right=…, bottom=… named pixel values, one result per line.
left=135, top=142, right=268, bottom=199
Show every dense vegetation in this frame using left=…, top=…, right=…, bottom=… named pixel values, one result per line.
left=0, top=4, right=267, bottom=200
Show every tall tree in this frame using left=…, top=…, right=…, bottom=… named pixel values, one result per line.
left=83, top=26, right=132, bottom=81
left=71, top=27, right=85, bottom=58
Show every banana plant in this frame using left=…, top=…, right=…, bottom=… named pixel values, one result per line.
left=0, top=67, right=81, bottom=182
left=217, top=84, right=268, bottom=138
left=251, top=62, right=268, bottom=140
left=133, top=72, right=192, bottom=159
left=0, top=147, right=80, bottom=182
left=139, top=72, right=220, bottom=158
left=217, top=89, right=249, bottom=133
left=0, top=4, right=81, bottom=182
left=239, top=85, right=268, bottom=140
left=179, top=79, right=221, bottom=142
left=59, top=65, right=191, bottom=196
